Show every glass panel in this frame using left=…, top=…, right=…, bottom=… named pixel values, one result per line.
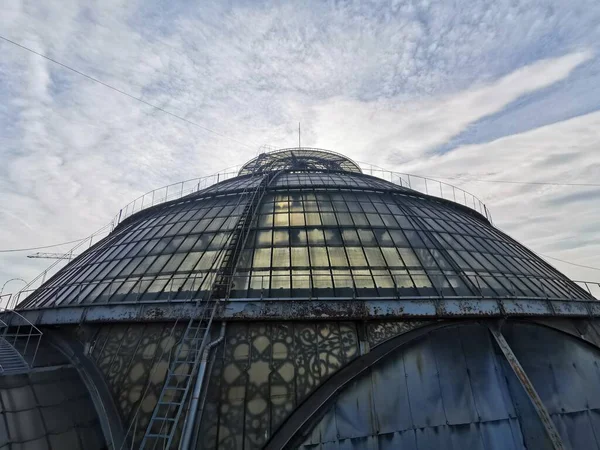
left=336, top=212, right=353, bottom=226
left=309, top=247, right=329, bottom=267
left=397, top=248, right=420, bottom=268
left=249, top=270, right=269, bottom=296
left=372, top=269, right=395, bottom=295
left=328, top=247, right=349, bottom=266
left=179, top=252, right=204, bottom=272
left=357, top=229, right=376, bottom=246
left=341, top=229, right=360, bottom=245
left=273, top=230, right=289, bottom=246
left=289, top=212, right=305, bottom=226
left=162, top=253, right=187, bottom=273
left=353, top=269, right=376, bottom=296
left=271, top=270, right=290, bottom=296
left=324, top=229, right=342, bottom=245
left=305, top=212, right=321, bottom=226
left=364, top=248, right=386, bottom=267
left=290, top=229, right=307, bottom=246
left=411, top=270, right=437, bottom=296
left=321, top=212, right=337, bottom=226
left=195, top=251, right=220, bottom=271
left=366, top=213, right=384, bottom=227
left=347, top=247, right=367, bottom=267
left=291, top=247, right=310, bottom=267
left=146, top=255, right=170, bottom=274
left=392, top=270, right=417, bottom=296
left=332, top=270, right=353, bottom=297
left=231, top=272, right=250, bottom=298
left=291, top=270, right=310, bottom=297
left=256, top=230, right=273, bottom=247
left=272, top=248, right=290, bottom=268
left=274, top=213, right=289, bottom=227
left=258, top=214, right=274, bottom=227
left=404, top=231, right=425, bottom=248
left=307, top=228, right=325, bottom=245
left=389, top=229, right=408, bottom=247
left=312, top=270, right=333, bottom=296
left=381, top=247, right=404, bottom=268
left=253, top=248, right=272, bottom=268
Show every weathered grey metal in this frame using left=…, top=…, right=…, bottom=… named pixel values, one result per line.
left=264, top=321, right=451, bottom=450
left=13, top=296, right=600, bottom=325
left=488, top=322, right=565, bottom=450
left=49, top=332, right=127, bottom=450
left=274, top=321, right=600, bottom=450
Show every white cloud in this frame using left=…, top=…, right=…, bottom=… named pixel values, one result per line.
left=398, top=110, right=600, bottom=281
left=1, top=0, right=600, bottom=291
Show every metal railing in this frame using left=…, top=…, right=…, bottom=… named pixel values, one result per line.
left=7, top=223, right=115, bottom=310
left=0, top=307, right=43, bottom=368
left=10, top=273, right=597, bottom=309
left=112, top=167, right=242, bottom=227
left=574, top=280, right=600, bottom=299
left=1, top=160, right=498, bottom=309
left=359, top=163, right=492, bottom=223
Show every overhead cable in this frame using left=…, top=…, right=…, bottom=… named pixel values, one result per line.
left=0, top=34, right=256, bottom=150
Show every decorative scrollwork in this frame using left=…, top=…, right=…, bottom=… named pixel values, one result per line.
left=197, top=322, right=358, bottom=450
left=366, top=320, right=429, bottom=348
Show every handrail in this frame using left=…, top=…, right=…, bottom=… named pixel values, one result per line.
left=359, top=162, right=492, bottom=223
left=7, top=223, right=114, bottom=310
left=5, top=158, right=494, bottom=309
left=574, top=280, right=600, bottom=299
left=111, top=166, right=242, bottom=227
left=0, top=307, right=43, bottom=368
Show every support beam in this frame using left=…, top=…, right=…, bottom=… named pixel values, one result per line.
left=488, top=322, right=564, bottom=450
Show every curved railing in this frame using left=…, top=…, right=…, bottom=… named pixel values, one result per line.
left=7, top=160, right=493, bottom=308
left=111, top=166, right=242, bottom=226
left=0, top=307, right=43, bottom=369
left=359, top=163, right=492, bottom=223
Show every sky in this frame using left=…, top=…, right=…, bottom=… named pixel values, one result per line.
left=1, top=0, right=600, bottom=296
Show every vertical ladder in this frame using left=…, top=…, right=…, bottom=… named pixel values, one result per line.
left=140, top=172, right=276, bottom=449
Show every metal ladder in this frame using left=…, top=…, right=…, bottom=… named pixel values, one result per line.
left=140, top=172, right=276, bottom=449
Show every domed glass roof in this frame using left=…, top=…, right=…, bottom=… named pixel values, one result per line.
left=238, top=148, right=362, bottom=175
left=18, top=149, right=592, bottom=314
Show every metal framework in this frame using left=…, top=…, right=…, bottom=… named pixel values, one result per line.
left=238, top=148, right=363, bottom=175
left=140, top=171, right=277, bottom=449
left=0, top=308, right=42, bottom=374
left=264, top=320, right=571, bottom=450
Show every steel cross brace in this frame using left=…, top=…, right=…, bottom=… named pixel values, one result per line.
left=487, top=322, right=564, bottom=450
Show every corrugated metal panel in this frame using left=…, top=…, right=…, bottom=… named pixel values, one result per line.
left=299, top=322, right=600, bottom=450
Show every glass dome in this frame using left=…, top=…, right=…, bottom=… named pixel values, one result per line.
left=18, top=149, right=591, bottom=314
left=7, top=148, right=600, bottom=450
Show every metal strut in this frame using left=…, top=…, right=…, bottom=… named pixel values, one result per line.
left=139, top=171, right=278, bottom=450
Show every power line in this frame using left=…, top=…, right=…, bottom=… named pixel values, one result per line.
left=0, top=34, right=256, bottom=150
left=538, top=253, right=600, bottom=271
left=0, top=237, right=87, bottom=253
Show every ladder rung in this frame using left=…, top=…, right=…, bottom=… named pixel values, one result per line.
left=153, top=417, right=176, bottom=422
